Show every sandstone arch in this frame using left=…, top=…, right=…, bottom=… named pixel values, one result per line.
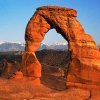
left=21, top=6, right=100, bottom=88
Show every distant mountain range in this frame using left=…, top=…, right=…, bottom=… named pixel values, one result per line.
left=38, top=42, right=68, bottom=51
left=0, top=42, right=68, bottom=52
left=0, top=42, right=100, bottom=52
left=0, top=42, right=25, bottom=52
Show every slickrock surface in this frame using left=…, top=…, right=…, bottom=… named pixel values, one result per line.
left=0, top=77, right=100, bottom=100
left=0, top=78, right=91, bottom=100
left=21, top=6, right=100, bottom=87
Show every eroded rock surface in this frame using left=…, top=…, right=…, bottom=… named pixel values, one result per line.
left=1, top=59, right=21, bottom=78
left=20, top=6, right=100, bottom=87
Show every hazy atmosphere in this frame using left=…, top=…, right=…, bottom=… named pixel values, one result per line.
left=0, top=0, right=100, bottom=44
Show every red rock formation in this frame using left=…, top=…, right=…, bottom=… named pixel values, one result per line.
left=20, top=52, right=41, bottom=84
left=2, top=59, right=21, bottom=78
left=21, top=6, right=100, bottom=87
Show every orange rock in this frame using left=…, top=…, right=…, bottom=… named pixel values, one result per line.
left=21, top=6, right=100, bottom=87
left=11, top=71, right=23, bottom=79
left=21, top=52, right=41, bottom=77
left=11, top=71, right=40, bottom=84
left=1, top=59, right=21, bottom=78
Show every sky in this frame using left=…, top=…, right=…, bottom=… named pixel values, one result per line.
left=0, top=0, right=100, bottom=45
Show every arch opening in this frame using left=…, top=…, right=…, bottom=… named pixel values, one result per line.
left=41, top=29, right=68, bottom=44
left=36, top=29, right=70, bottom=90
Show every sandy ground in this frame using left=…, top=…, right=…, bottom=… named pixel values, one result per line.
left=0, top=77, right=100, bottom=100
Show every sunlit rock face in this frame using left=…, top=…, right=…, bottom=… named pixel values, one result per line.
left=22, top=6, right=100, bottom=86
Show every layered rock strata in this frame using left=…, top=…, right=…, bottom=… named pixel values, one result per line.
left=21, top=6, right=100, bottom=86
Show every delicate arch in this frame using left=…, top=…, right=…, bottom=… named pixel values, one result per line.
left=21, top=6, right=100, bottom=88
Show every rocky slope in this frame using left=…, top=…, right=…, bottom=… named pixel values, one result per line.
left=0, top=50, right=70, bottom=69
left=0, top=50, right=70, bottom=74
left=0, top=50, right=70, bottom=89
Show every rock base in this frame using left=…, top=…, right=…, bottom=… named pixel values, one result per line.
left=10, top=71, right=41, bottom=84
left=66, top=82, right=100, bottom=90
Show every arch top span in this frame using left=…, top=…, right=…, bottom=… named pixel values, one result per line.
left=37, top=6, right=77, bottom=17
left=25, top=6, right=84, bottom=52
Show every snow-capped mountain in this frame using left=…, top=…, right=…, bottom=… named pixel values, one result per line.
left=38, top=42, right=68, bottom=51
left=1, top=41, right=100, bottom=52
left=0, top=42, right=68, bottom=52
left=0, top=42, right=25, bottom=52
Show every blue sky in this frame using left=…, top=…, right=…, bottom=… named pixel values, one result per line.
left=0, top=0, right=100, bottom=45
